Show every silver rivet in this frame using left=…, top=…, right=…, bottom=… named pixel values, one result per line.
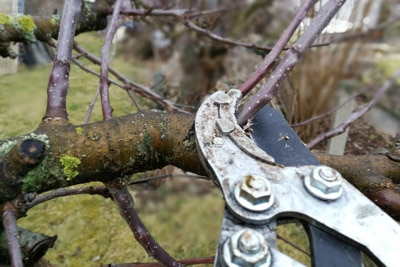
left=213, top=137, right=224, bottom=146
left=304, top=166, right=343, bottom=201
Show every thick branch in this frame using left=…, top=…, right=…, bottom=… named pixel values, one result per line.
left=1, top=112, right=400, bottom=218
left=0, top=112, right=202, bottom=203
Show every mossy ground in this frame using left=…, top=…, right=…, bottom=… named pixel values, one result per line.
left=0, top=32, right=323, bottom=266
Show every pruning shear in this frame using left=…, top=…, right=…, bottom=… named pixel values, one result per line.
left=195, top=89, right=400, bottom=267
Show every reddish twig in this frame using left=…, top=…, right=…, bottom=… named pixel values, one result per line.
left=238, top=0, right=315, bottom=98
left=307, top=67, right=400, bottom=148
left=21, top=186, right=111, bottom=213
left=277, top=233, right=310, bottom=257
left=99, top=0, right=126, bottom=120
left=43, top=0, right=82, bottom=120
left=120, top=6, right=227, bottom=18
left=101, top=256, right=215, bottom=267
left=237, top=0, right=347, bottom=126
left=109, top=186, right=183, bottom=267
left=181, top=20, right=274, bottom=53
left=2, top=203, right=23, bottom=267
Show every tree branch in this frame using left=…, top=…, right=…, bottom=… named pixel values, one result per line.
left=238, top=0, right=315, bottom=97
left=307, top=67, right=400, bottom=148
left=0, top=1, right=110, bottom=58
left=108, top=186, right=183, bottom=267
left=43, top=0, right=82, bottom=120
left=2, top=203, right=23, bottom=267
left=99, top=0, right=126, bottom=120
left=0, top=112, right=203, bottom=204
left=237, top=0, right=347, bottom=125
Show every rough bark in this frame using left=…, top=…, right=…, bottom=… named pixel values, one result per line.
left=0, top=0, right=111, bottom=58
left=0, top=112, right=202, bottom=204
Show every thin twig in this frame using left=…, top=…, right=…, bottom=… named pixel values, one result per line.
left=21, top=186, right=111, bottom=212
left=120, top=6, right=227, bottom=18
left=307, top=67, right=400, bottom=149
left=313, top=14, right=400, bottom=47
left=237, top=0, right=316, bottom=98
left=99, top=0, right=126, bottom=120
left=43, top=0, right=82, bottom=120
left=237, top=0, right=347, bottom=126
left=2, top=203, right=23, bottom=267
left=182, top=20, right=274, bottom=52
left=277, top=233, right=310, bottom=257
left=108, top=187, right=183, bottom=267
left=129, top=173, right=208, bottom=186
left=72, top=42, right=188, bottom=113
left=291, top=92, right=360, bottom=127
left=101, top=256, right=215, bottom=267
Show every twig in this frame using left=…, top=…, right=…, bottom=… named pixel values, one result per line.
left=2, top=203, right=23, bottom=267
left=237, top=0, right=315, bottom=98
left=99, top=0, right=126, bottom=120
left=307, top=67, right=400, bottom=149
left=108, top=186, right=183, bottom=267
left=182, top=20, right=274, bottom=53
left=129, top=173, right=208, bottom=186
left=43, top=0, right=82, bottom=120
left=84, top=87, right=101, bottom=124
left=21, top=186, right=111, bottom=212
left=101, top=256, right=215, bottom=267
left=237, top=0, right=347, bottom=126
left=120, top=7, right=227, bottom=18
left=277, top=233, right=310, bottom=257
left=291, top=92, right=360, bottom=127
left=72, top=42, right=188, bottom=113
left=313, top=14, right=400, bottom=47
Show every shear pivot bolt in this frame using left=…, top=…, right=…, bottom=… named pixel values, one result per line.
left=304, top=166, right=343, bottom=200
left=223, top=229, right=271, bottom=267
left=214, top=92, right=232, bottom=105
left=235, top=174, right=274, bottom=212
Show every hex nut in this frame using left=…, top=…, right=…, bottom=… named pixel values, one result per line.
left=223, top=229, right=271, bottom=267
left=304, top=166, right=343, bottom=200
left=234, top=174, right=274, bottom=212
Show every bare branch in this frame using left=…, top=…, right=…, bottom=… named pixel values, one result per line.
left=108, top=186, right=183, bottom=267
left=21, top=185, right=111, bottom=212
left=307, top=68, right=400, bottom=148
left=99, top=0, right=126, bottom=120
left=43, top=0, right=82, bottom=120
left=181, top=20, right=274, bottom=53
left=238, top=0, right=315, bottom=97
left=237, top=0, right=347, bottom=126
left=291, top=92, right=360, bottom=127
left=2, top=203, right=23, bottom=267
left=72, top=42, right=189, bottom=113
left=101, top=256, right=215, bottom=266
